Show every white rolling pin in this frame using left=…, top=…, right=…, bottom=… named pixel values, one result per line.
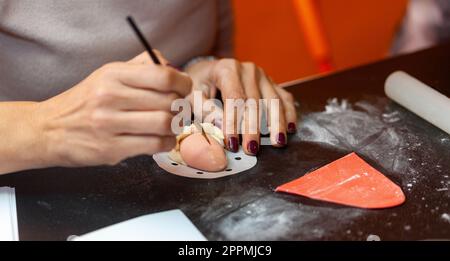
left=385, top=71, right=450, bottom=135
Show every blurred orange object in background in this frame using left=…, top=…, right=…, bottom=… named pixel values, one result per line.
left=232, top=0, right=408, bottom=84
left=293, top=0, right=333, bottom=73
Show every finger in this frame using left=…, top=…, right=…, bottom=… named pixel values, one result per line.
left=223, top=95, right=243, bottom=153
left=152, top=49, right=170, bottom=65
left=240, top=63, right=261, bottom=155
left=128, top=52, right=152, bottom=64
left=259, top=69, right=287, bottom=147
left=204, top=100, right=224, bottom=129
left=109, top=111, right=175, bottom=136
left=106, top=63, right=192, bottom=97
left=128, top=49, right=169, bottom=65
left=114, top=87, right=181, bottom=111
left=275, top=86, right=297, bottom=133
left=114, top=135, right=176, bottom=158
left=185, top=84, right=223, bottom=129
left=186, top=87, right=210, bottom=119
left=213, top=59, right=247, bottom=152
left=241, top=106, right=259, bottom=155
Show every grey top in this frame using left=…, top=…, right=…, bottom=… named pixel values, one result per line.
left=391, top=0, right=450, bottom=55
left=0, top=0, right=233, bottom=101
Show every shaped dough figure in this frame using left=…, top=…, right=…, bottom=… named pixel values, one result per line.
left=169, top=123, right=227, bottom=172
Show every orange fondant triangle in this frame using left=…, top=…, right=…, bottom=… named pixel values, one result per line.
left=276, top=152, right=405, bottom=209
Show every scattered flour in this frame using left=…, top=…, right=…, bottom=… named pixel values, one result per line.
left=189, top=188, right=363, bottom=240
left=297, top=98, right=446, bottom=188
left=441, top=213, right=450, bottom=223
left=183, top=98, right=449, bottom=240
left=325, top=98, right=352, bottom=113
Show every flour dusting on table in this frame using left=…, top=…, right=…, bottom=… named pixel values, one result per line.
left=298, top=98, right=449, bottom=190
left=188, top=188, right=363, bottom=240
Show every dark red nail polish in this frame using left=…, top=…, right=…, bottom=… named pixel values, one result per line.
left=228, top=137, right=239, bottom=152
left=277, top=133, right=286, bottom=146
left=247, top=140, right=259, bottom=155
left=288, top=122, right=297, bottom=133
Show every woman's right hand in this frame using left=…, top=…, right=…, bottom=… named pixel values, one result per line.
left=35, top=52, right=192, bottom=167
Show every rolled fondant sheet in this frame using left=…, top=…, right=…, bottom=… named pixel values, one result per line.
left=385, top=71, right=450, bottom=135
left=276, top=153, right=405, bottom=209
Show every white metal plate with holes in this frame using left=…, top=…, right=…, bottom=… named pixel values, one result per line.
left=153, top=148, right=257, bottom=179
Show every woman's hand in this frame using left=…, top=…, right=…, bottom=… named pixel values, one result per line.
left=185, top=58, right=297, bottom=156
left=34, top=51, right=191, bottom=168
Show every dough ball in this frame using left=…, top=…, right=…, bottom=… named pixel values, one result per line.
left=179, top=133, right=227, bottom=172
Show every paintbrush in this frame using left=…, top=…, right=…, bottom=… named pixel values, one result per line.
left=126, top=16, right=210, bottom=145
left=126, top=16, right=161, bottom=65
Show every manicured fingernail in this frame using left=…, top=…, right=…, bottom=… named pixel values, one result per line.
left=247, top=140, right=259, bottom=155
left=276, top=133, right=286, bottom=146
left=228, top=137, right=239, bottom=152
left=288, top=122, right=297, bottom=133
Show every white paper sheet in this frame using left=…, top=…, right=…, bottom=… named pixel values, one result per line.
left=69, top=209, right=206, bottom=241
left=0, top=187, right=19, bottom=241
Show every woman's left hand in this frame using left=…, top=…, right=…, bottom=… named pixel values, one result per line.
left=185, top=58, right=297, bottom=156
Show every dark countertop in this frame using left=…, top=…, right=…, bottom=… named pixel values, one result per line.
left=0, top=43, right=449, bottom=241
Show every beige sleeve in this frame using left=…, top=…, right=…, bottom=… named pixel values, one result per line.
left=213, top=0, right=235, bottom=58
